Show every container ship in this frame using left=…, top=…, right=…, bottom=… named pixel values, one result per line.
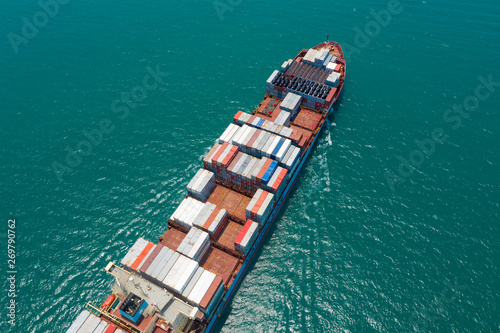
left=66, top=40, right=346, bottom=333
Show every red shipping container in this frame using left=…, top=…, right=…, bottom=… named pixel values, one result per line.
left=204, top=144, right=220, bottom=169
left=235, top=220, right=254, bottom=245
left=256, top=159, right=273, bottom=183
left=222, top=146, right=239, bottom=169
left=104, top=325, right=117, bottom=333
left=199, top=276, right=223, bottom=310
left=248, top=115, right=256, bottom=125
left=130, top=242, right=154, bottom=270
left=139, top=244, right=164, bottom=274
left=251, top=192, right=268, bottom=220
left=233, top=111, right=243, bottom=123
left=246, top=130, right=261, bottom=150
left=326, top=88, right=337, bottom=103
left=203, top=208, right=221, bottom=230
left=211, top=142, right=228, bottom=168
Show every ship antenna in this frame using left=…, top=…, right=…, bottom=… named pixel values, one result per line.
left=326, top=34, right=329, bottom=43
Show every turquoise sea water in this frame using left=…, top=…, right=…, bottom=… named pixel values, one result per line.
left=1, top=0, right=499, bottom=332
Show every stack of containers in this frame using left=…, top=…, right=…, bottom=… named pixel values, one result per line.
left=120, top=238, right=155, bottom=272
left=234, top=112, right=298, bottom=145
left=240, top=128, right=263, bottom=155
left=326, top=56, right=338, bottom=71
left=322, top=53, right=334, bottom=68
left=326, top=72, right=341, bottom=87
left=314, top=48, right=330, bottom=66
left=265, top=137, right=292, bottom=161
left=275, top=138, right=292, bottom=162
left=67, top=310, right=121, bottom=333
left=177, top=228, right=210, bottom=262
left=187, top=270, right=224, bottom=317
left=198, top=276, right=224, bottom=317
left=226, top=152, right=258, bottom=191
left=233, top=111, right=251, bottom=125
left=245, top=189, right=275, bottom=225
left=187, top=270, right=216, bottom=305
left=266, top=70, right=280, bottom=96
left=143, top=246, right=176, bottom=284
left=192, top=202, right=227, bottom=240
left=280, top=93, right=302, bottom=119
left=250, top=118, right=295, bottom=142
left=186, top=169, right=216, bottom=202
left=262, top=166, right=288, bottom=198
left=280, top=60, right=289, bottom=72
left=250, top=157, right=270, bottom=190
left=248, top=131, right=268, bottom=158
left=258, top=159, right=278, bottom=188
left=210, top=142, right=239, bottom=176
left=303, top=49, right=318, bottom=64
left=131, top=242, right=201, bottom=296
left=203, top=144, right=221, bottom=173
left=217, top=123, right=240, bottom=145
left=233, top=125, right=258, bottom=151
left=164, top=255, right=199, bottom=294
left=274, top=111, right=291, bottom=127
left=170, top=197, right=206, bottom=230
left=282, top=145, right=301, bottom=176
left=234, top=220, right=260, bottom=256
left=172, top=258, right=199, bottom=296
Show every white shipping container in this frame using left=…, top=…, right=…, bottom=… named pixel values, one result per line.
left=276, top=139, right=292, bottom=162
left=266, top=70, right=279, bottom=85
left=77, top=313, right=101, bottom=333
left=157, top=251, right=180, bottom=282
left=285, top=146, right=301, bottom=169
left=256, top=132, right=272, bottom=153
left=66, top=310, right=91, bottom=333
left=169, top=259, right=194, bottom=291
left=145, top=246, right=167, bottom=276
left=174, top=259, right=199, bottom=293
left=238, top=113, right=251, bottom=125
left=261, top=134, right=275, bottom=155
left=265, top=136, right=281, bottom=158
left=93, top=321, right=109, bottom=333
left=120, top=238, right=148, bottom=267
left=217, top=124, right=233, bottom=144
left=188, top=270, right=213, bottom=304
left=151, top=248, right=175, bottom=280
left=208, top=209, right=227, bottom=234
left=187, top=231, right=209, bottom=260
left=171, top=198, right=189, bottom=223
left=182, top=266, right=205, bottom=298
left=230, top=126, right=245, bottom=145
left=191, top=271, right=217, bottom=305
left=163, top=255, right=188, bottom=287
left=226, top=124, right=240, bottom=143
left=240, top=222, right=258, bottom=248
left=236, top=126, right=253, bottom=147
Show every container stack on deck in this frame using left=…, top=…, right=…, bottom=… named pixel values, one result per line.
left=234, top=220, right=259, bottom=256
left=66, top=310, right=124, bottom=333
left=265, top=46, right=344, bottom=112
left=187, top=169, right=216, bottom=202
left=245, top=189, right=275, bottom=225
left=120, top=237, right=224, bottom=318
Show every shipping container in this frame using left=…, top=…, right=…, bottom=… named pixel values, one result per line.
left=66, top=310, right=91, bottom=333
left=234, top=220, right=259, bottom=256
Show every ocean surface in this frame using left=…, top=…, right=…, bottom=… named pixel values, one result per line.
left=1, top=0, right=499, bottom=332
